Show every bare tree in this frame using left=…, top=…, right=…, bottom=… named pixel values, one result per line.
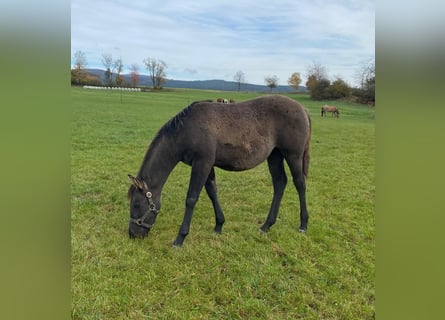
left=306, top=61, right=328, bottom=82
left=113, top=57, right=124, bottom=86
left=102, top=54, right=114, bottom=86
left=356, top=58, right=375, bottom=105
left=101, top=54, right=125, bottom=86
left=264, top=75, right=279, bottom=92
left=305, top=62, right=330, bottom=99
left=71, top=50, right=88, bottom=85
left=73, top=50, right=87, bottom=70
left=357, top=58, right=375, bottom=86
left=143, top=58, right=167, bottom=89
left=233, top=70, right=245, bottom=91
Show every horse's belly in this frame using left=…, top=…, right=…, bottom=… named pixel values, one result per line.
left=214, top=141, right=272, bottom=171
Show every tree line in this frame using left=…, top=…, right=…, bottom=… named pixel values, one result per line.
left=71, top=50, right=374, bottom=105
left=71, top=51, right=167, bottom=89
left=303, top=61, right=375, bottom=105
left=263, top=61, right=374, bottom=105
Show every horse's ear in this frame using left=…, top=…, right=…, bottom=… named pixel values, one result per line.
left=128, top=174, right=143, bottom=189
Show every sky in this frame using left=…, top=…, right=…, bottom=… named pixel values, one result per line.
left=71, top=0, right=374, bottom=86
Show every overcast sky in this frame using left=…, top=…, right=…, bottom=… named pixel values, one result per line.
left=71, top=0, right=374, bottom=86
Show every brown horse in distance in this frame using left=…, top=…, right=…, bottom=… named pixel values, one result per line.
left=321, top=105, right=339, bottom=118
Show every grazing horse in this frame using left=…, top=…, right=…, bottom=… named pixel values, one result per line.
left=216, top=98, right=223, bottom=103
left=321, top=105, right=339, bottom=117
left=229, top=99, right=236, bottom=103
left=128, top=95, right=312, bottom=247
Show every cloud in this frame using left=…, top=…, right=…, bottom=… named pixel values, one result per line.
left=184, top=68, right=198, bottom=75
left=71, top=0, right=375, bottom=85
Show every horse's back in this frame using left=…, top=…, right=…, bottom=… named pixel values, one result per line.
left=322, top=105, right=337, bottom=112
left=178, top=95, right=310, bottom=170
left=189, top=95, right=309, bottom=143
left=206, top=95, right=307, bottom=123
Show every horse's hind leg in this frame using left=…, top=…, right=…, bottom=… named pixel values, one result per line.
left=260, top=149, right=287, bottom=233
left=284, top=154, right=309, bottom=232
left=205, top=167, right=225, bottom=234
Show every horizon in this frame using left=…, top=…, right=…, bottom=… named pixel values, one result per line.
left=83, top=67, right=308, bottom=90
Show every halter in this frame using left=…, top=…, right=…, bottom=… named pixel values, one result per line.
left=129, top=191, right=159, bottom=229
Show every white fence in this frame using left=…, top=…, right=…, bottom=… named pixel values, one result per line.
left=83, top=85, right=142, bottom=92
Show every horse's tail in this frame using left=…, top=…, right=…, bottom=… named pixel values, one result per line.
left=303, top=110, right=311, bottom=178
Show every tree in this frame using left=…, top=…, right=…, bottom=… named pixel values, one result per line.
left=71, top=50, right=88, bottom=85
left=356, top=59, right=375, bottom=105
left=287, top=72, right=302, bottom=92
left=328, top=77, right=351, bottom=99
left=264, top=75, right=279, bottom=92
left=113, top=57, right=124, bottom=86
left=306, top=61, right=328, bottom=82
left=305, top=62, right=330, bottom=100
left=101, top=54, right=125, bottom=86
left=233, top=70, right=245, bottom=91
left=305, top=74, right=318, bottom=92
left=143, top=58, right=167, bottom=89
left=102, top=54, right=114, bottom=86
left=310, top=78, right=331, bottom=100
left=130, top=64, right=140, bottom=87
left=73, top=50, right=87, bottom=71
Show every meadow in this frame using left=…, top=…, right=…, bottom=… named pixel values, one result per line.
left=71, top=87, right=375, bottom=319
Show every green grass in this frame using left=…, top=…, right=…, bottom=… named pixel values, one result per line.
left=71, top=87, right=375, bottom=319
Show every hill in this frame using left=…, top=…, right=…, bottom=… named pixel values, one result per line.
left=85, top=68, right=306, bottom=93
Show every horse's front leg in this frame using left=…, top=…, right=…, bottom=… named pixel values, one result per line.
left=173, top=159, right=213, bottom=247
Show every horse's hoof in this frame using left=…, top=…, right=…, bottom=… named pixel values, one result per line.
left=259, top=228, right=267, bottom=234
left=172, top=242, right=182, bottom=249
left=298, top=228, right=306, bottom=233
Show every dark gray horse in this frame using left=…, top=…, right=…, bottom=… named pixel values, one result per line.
left=128, top=95, right=312, bottom=247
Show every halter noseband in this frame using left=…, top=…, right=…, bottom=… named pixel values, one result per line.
left=129, top=190, right=159, bottom=229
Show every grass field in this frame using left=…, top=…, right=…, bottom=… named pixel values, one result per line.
left=71, top=87, right=375, bottom=319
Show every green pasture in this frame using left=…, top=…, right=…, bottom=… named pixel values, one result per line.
left=71, top=87, right=375, bottom=319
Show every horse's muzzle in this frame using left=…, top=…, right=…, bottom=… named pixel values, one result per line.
left=128, top=223, right=150, bottom=239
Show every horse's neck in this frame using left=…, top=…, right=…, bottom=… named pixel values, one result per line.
left=140, top=136, right=178, bottom=191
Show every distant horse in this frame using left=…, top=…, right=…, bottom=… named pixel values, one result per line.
left=216, top=98, right=230, bottom=104
left=229, top=99, right=236, bottom=103
left=128, top=95, right=311, bottom=247
left=321, top=105, right=339, bottom=118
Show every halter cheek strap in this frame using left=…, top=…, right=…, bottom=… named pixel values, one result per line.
left=129, top=191, right=160, bottom=229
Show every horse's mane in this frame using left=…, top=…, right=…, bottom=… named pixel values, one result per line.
left=156, top=100, right=213, bottom=138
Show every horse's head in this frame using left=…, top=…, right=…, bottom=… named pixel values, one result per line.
left=127, top=175, right=160, bottom=239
